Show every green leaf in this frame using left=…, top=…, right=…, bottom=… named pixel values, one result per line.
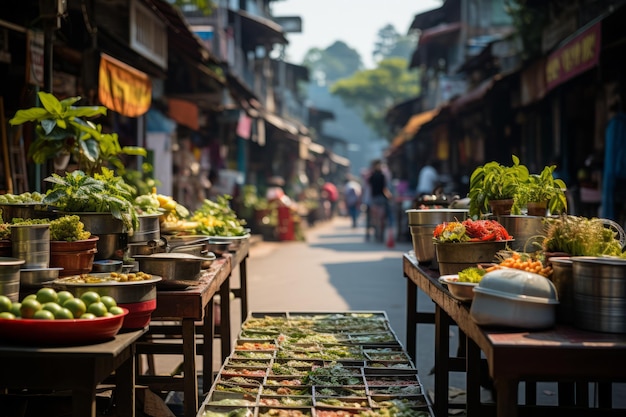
left=80, top=138, right=100, bottom=163
left=38, top=91, right=63, bottom=115
left=8, top=108, right=50, bottom=125
left=121, top=146, right=147, bottom=157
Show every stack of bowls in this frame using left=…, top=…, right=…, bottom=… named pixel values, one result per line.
left=406, top=209, right=469, bottom=268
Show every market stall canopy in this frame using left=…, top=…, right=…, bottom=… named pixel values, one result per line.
left=168, top=98, right=199, bottom=131
left=98, top=53, right=152, bottom=118
left=390, top=108, right=440, bottom=149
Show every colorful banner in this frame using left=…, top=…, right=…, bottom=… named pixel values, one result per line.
left=545, top=22, right=601, bottom=92
left=168, top=98, right=199, bottom=131
left=98, top=53, right=152, bottom=117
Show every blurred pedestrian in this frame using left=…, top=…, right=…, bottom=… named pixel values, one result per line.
left=601, top=86, right=626, bottom=226
left=415, top=159, right=441, bottom=197
left=343, top=176, right=362, bottom=228
left=367, top=159, right=392, bottom=241
left=321, top=181, right=339, bottom=219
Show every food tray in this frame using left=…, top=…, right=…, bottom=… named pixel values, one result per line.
left=200, top=312, right=434, bottom=417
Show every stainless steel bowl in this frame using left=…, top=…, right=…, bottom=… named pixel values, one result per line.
left=92, top=259, right=123, bottom=273
left=52, top=273, right=161, bottom=303
left=205, top=240, right=231, bottom=257
left=19, top=267, right=63, bottom=288
left=133, top=253, right=208, bottom=283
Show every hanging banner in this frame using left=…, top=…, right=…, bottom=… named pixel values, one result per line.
left=27, top=30, right=44, bottom=88
left=236, top=111, right=252, bottom=139
left=545, top=22, right=601, bottom=92
left=98, top=53, right=152, bottom=117
left=168, top=98, right=199, bottom=131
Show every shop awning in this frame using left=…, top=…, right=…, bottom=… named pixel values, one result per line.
left=98, top=53, right=152, bottom=117
left=168, top=98, right=199, bottom=131
left=228, top=9, right=288, bottom=51
left=418, top=22, right=462, bottom=46
left=390, top=108, right=440, bottom=148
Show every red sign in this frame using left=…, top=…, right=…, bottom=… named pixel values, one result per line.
left=545, top=22, right=601, bottom=92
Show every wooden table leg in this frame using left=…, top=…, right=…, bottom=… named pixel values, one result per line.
left=72, top=386, right=97, bottom=417
left=466, top=336, right=481, bottom=416
left=495, top=378, right=518, bottom=417
left=182, top=318, right=198, bottom=417
left=405, top=277, right=417, bottom=363
left=116, top=346, right=136, bottom=417
left=239, top=257, right=248, bottom=322
left=434, top=305, right=450, bottom=417
left=220, top=274, right=232, bottom=362
left=202, top=300, right=215, bottom=393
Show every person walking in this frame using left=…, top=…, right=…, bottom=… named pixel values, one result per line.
left=367, top=159, right=392, bottom=241
left=343, top=176, right=362, bottom=228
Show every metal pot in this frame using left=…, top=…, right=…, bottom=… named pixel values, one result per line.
left=128, top=214, right=161, bottom=243
left=133, top=253, right=209, bottom=283
left=11, top=223, right=50, bottom=269
left=20, top=267, right=64, bottom=288
left=0, top=257, right=26, bottom=302
left=127, top=236, right=209, bottom=257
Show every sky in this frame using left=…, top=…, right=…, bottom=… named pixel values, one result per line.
left=270, top=0, right=443, bottom=68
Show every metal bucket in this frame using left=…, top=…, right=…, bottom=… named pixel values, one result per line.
left=572, top=256, right=626, bottom=333
left=95, top=233, right=128, bottom=260
left=0, top=257, right=26, bottom=302
left=11, top=224, right=50, bottom=268
left=406, top=208, right=468, bottom=225
left=0, top=203, right=51, bottom=222
left=409, top=225, right=436, bottom=264
left=495, top=215, right=546, bottom=253
left=68, top=212, right=126, bottom=234
left=548, top=256, right=574, bottom=324
left=128, top=214, right=161, bottom=243
left=435, top=240, right=509, bottom=276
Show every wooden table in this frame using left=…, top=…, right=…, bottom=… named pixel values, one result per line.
left=135, top=238, right=249, bottom=417
left=0, top=329, right=145, bottom=417
left=403, top=253, right=626, bottom=417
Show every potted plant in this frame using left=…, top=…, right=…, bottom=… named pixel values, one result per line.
left=512, top=165, right=568, bottom=216
left=42, top=168, right=139, bottom=234
left=468, top=155, right=530, bottom=218
left=49, top=215, right=99, bottom=276
left=9, top=91, right=146, bottom=175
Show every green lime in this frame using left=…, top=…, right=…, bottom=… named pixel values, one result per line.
left=0, top=295, right=13, bottom=313
left=80, top=291, right=101, bottom=306
left=42, top=302, right=63, bottom=316
left=0, top=312, right=15, bottom=319
left=10, top=302, right=21, bottom=317
left=63, top=298, right=87, bottom=318
left=54, top=308, right=74, bottom=320
left=56, top=291, right=74, bottom=306
left=80, top=313, right=96, bottom=320
left=100, top=296, right=117, bottom=310
left=36, top=287, right=58, bottom=304
left=23, top=294, right=37, bottom=302
left=20, top=299, right=42, bottom=318
left=87, top=301, right=108, bottom=317
left=33, top=309, right=55, bottom=320
left=108, top=306, right=125, bottom=316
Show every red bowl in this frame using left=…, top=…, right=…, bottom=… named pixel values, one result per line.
left=118, top=299, right=156, bottom=329
left=0, top=308, right=128, bottom=346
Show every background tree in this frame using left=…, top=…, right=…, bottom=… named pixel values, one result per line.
left=303, top=41, right=363, bottom=85
left=330, top=58, right=419, bottom=139
left=372, top=24, right=418, bottom=63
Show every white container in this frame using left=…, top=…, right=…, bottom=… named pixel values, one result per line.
left=470, top=269, right=559, bottom=329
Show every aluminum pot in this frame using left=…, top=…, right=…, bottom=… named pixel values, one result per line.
left=405, top=208, right=469, bottom=225
left=0, top=203, right=52, bottom=222
left=128, top=213, right=161, bottom=243
left=495, top=215, right=546, bottom=253
left=0, top=257, right=26, bottom=302
left=20, top=267, right=63, bottom=288
left=11, top=223, right=50, bottom=269
left=133, top=253, right=210, bottom=283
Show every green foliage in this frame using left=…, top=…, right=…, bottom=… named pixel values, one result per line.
left=504, top=0, right=549, bottom=60
left=191, top=195, right=248, bottom=236
left=42, top=169, right=139, bottom=232
left=512, top=165, right=568, bottom=215
left=303, top=41, right=363, bottom=83
left=468, top=155, right=529, bottom=218
left=9, top=92, right=146, bottom=176
left=330, top=58, right=419, bottom=138
left=50, top=215, right=91, bottom=242
left=170, top=0, right=214, bottom=15
left=543, top=215, right=625, bottom=257
left=372, top=24, right=418, bottom=63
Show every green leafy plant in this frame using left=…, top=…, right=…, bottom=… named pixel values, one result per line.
left=542, top=215, right=625, bottom=257
left=468, top=155, right=530, bottom=218
left=9, top=91, right=146, bottom=175
left=49, top=215, right=91, bottom=242
left=512, top=165, right=568, bottom=215
left=42, top=169, right=139, bottom=232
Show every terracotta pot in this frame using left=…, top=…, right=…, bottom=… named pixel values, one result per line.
left=527, top=201, right=548, bottom=216
left=489, top=198, right=514, bottom=216
left=50, top=236, right=99, bottom=277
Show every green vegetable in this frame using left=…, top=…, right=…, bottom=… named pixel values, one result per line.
left=50, top=215, right=91, bottom=241
left=543, top=215, right=625, bottom=257
left=458, top=267, right=486, bottom=283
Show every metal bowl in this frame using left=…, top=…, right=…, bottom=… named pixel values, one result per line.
left=439, top=275, right=477, bottom=302
left=92, top=259, right=123, bottom=273
left=51, top=273, right=161, bottom=303
left=20, top=267, right=64, bottom=288
left=205, top=240, right=231, bottom=257
left=133, top=253, right=208, bottom=283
